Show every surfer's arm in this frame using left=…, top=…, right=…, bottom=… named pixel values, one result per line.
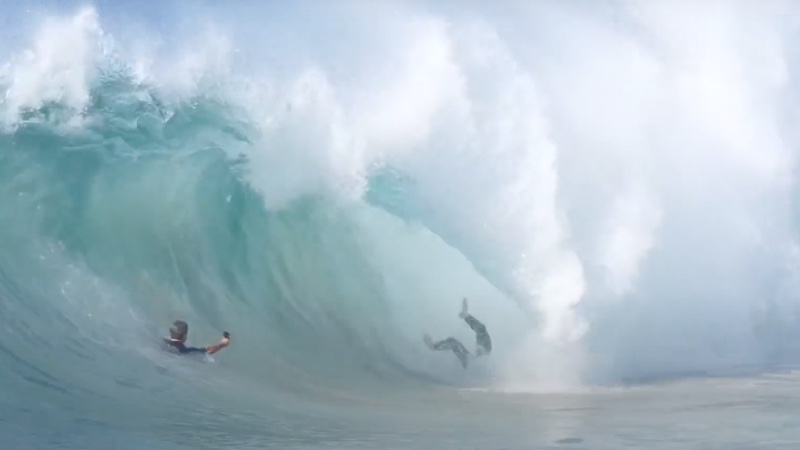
left=206, top=336, right=230, bottom=355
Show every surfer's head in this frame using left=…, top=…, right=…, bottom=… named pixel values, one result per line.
left=222, top=331, right=230, bottom=339
left=170, top=320, right=188, bottom=342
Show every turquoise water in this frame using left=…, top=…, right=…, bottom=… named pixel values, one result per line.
left=3, top=2, right=800, bottom=449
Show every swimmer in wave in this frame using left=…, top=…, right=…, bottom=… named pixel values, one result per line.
left=163, top=320, right=230, bottom=356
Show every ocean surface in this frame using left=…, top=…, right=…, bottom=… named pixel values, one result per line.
left=3, top=1, right=800, bottom=449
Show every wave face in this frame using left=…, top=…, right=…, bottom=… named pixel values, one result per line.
left=3, top=1, right=800, bottom=447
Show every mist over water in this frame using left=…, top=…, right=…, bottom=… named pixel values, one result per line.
left=3, top=1, right=800, bottom=447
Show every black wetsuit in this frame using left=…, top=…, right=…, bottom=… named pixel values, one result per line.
left=429, top=314, right=492, bottom=369
left=431, top=337, right=470, bottom=369
left=463, top=314, right=492, bottom=354
left=165, top=339, right=207, bottom=355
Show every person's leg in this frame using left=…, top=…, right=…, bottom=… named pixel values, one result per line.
left=459, top=299, right=492, bottom=355
left=459, top=298, right=485, bottom=330
left=464, top=318, right=492, bottom=355
left=430, top=337, right=462, bottom=351
left=462, top=314, right=486, bottom=334
left=425, top=336, right=470, bottom=369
